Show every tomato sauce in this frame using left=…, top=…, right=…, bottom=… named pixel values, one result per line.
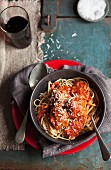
left=37, top=79, right=95, bottom=140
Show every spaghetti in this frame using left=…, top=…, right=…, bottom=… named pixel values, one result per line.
left=34, top=78, right=99, bottom=140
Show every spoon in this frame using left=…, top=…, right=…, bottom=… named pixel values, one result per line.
left=15, top=63, right=47, bottom=144
left=91, top=110, right=110, bottom=161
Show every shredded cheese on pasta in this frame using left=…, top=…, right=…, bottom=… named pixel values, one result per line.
left=34, top=78, right=99, bottom=140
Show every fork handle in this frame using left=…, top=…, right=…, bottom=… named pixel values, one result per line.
left=92, top=116, right=110, bottom=161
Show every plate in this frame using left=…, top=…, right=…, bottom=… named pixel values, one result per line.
left=12, top=59, right=97, bottom=155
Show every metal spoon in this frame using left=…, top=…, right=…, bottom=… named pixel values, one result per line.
left=15, top=63, right=47, bottom=144
left=91, top=111, right=110, bottom=161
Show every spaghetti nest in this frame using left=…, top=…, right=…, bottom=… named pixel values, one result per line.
left=34, top=78, right=99, bottom=140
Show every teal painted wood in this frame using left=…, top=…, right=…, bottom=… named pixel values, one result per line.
left=58, top=0, right=78, bottom=17
left=0, top=134, right=111, bottom=169
left=58, top=0, right=111, bottom=17
left=42, top=18, right=111, bottom=77
left=40, top=12, right=111, bottom=169
left=0, top=1, right=111, bottom=169
left=41, top=0, right=111, bottom=32
left=40, top=6, right=111, bottom=169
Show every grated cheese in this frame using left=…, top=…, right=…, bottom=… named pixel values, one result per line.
left=77, top=0, right=107, bottom=21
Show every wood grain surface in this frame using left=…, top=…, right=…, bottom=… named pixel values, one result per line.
left=0, top=0, right=111, bottom=169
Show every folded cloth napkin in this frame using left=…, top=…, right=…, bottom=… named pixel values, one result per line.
left=10, top=63, right=111, bottom=158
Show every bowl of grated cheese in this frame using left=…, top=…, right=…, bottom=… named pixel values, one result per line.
left=77, top=0, right=109, bottom=22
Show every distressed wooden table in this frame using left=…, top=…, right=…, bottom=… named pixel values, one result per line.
left=0, top=0, right=111, bottom=169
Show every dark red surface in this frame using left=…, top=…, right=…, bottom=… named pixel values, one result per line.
left=12, top=59, right=96, bottom=155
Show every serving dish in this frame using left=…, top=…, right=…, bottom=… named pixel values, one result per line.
left=30, top=69, right=106, bottom=145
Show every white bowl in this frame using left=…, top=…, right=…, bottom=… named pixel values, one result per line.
left=77, top=0, right=109, bottom=22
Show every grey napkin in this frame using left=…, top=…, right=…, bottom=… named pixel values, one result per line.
left=10, top=64, right=111, bottom=158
